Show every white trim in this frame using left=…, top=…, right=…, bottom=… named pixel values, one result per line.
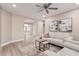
left=1, top=39, right=24, bottom=47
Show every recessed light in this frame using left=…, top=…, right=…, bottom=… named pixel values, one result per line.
left=42, top=15, right=46, bottom=18
left=75, top=3, right=79, bottom=5
left=12, top=4, right=16, bottom=7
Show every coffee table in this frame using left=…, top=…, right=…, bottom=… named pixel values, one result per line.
left=35, top=39, right=50, bottom=51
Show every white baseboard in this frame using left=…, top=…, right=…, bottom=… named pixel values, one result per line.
left=1, top=39, right=24, bottom=47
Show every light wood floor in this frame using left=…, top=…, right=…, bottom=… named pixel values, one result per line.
left=0, top=43, right=23, bottom=56
left=0, top=40, right=62, bottom=56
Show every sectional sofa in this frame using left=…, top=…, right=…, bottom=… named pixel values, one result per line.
left=43, top=32, right=79, bottom=52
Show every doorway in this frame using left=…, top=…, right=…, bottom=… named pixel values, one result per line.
left=24, top=23, right=33, bottom=40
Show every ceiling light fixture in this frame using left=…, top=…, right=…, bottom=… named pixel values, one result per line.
left=12, top=4, right=16, bottom=7
left=75, top=3, right=79, bottom=5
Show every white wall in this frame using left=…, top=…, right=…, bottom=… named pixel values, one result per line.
left=12, top=15, right=24, bottom=41
left=45, top=19, right=51, bottom=33
left=37, top=21, right=43, bottom=36
left=26, top=20, right=43, bottom=37
left=45, top=8, right=79, bottom=41
left=0, top=9, right=26, bottom=46
left=0, top=8, right=44, bottom=46
left=32, top=21, right=38, bottom=36
left=0, top=10, right=12, bottom=44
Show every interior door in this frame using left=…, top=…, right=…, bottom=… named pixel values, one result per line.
left=24, top=23, right=33, bottom=40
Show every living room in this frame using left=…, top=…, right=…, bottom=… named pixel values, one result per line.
left=0, top=2, right=79, bottom=56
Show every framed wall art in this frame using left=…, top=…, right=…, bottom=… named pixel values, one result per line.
left=58, top=17, right=72, bottom=32
left=49, top=17, right=72, bottom=32
left=49, top=21, right=58, bottom=32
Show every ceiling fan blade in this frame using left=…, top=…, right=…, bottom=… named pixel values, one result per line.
left=35, top=5, right=43, bottom=8
left=39, top=9, right=44, bottom=12
left=48, top=8, right=58, bottom=10
left=43, top=3, right=47, bottom=8
left=46, top=9, right=49, bottom=14
left=47, top=3, right=52, bottom=7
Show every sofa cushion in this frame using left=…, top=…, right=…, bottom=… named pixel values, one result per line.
left=66, top=40, right=79, bottom=45
left=49, top=32, right=55, bottom=38
left=55, top=32, right=70, bottom=38
left=64, top=36, right=73, bottom=41
left=70, top=40, right=79, bottom=45
left=51, top=39, right=63, bottom=43
left=48, top=38, right=64, bottom=46
left=49, top=32, right=70, bottom=39
left=64, top=36, right=79, bottom=45
left=64, top=41, right=79, bottom=52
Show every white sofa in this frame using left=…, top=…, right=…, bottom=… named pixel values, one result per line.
left=44, top=47, right=79, bottom=56
left=43, top=32, right=79, bottom=52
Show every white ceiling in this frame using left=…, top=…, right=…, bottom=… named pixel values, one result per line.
left=0, top=3, right=79, bottom=20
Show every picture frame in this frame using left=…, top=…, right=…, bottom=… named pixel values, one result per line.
left=58, top=17, right=72, bottom=32
left=49, top=21, right=58, bottom=32
left=49, top=17, right=72, bottom=32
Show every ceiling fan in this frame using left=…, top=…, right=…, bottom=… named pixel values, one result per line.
left=35, top=3, right=58, bottom=14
